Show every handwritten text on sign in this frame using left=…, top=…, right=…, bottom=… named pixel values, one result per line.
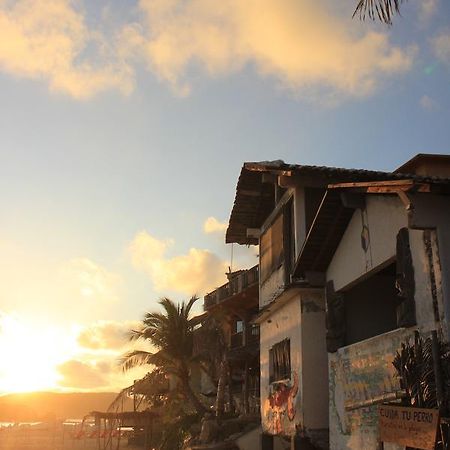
left=378, top=405, right=439, bottom=450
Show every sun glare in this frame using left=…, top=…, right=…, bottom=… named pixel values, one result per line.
left=0, top=314, right=76, bottom=394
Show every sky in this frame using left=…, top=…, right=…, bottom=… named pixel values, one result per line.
left=0, top=0, right=449, bottom=395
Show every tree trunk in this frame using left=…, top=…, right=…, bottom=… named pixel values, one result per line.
left=180, top=373, right=207, bottom=416
left=243, top=360, right=249, bottom=415
left=215, top=355, right=228, bottom=418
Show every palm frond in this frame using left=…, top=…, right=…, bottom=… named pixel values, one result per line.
left=108, top=383, right=135, bottom=412
left=121, top=349, right=154, bottom=372
left=392, top=333, right=450, bottom=410
left=353, top=0, right=407, bottom=24
left=119, top=295, right=208, bottom=415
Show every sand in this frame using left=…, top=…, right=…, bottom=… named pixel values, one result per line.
left=0, top=426, right=146, bottom=450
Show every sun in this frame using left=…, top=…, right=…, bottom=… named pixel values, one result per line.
left=0, top=314, right=76, bottom=394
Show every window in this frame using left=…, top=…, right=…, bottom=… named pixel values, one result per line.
left=326, top=229, right=417, bottom=352
left=327, top=263, right=400, bottom=351
left=269, top=339, right=291, bottom=383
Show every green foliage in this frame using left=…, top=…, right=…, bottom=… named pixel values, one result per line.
left=122, top=296, right=198, bottom=374
left=121, top=296, right=208, bottom=415
left=158, top=412, right=200, bottom=450
left=393, top=333, right=450, bottom=413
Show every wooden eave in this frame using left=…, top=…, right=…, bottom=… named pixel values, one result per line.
left=294, top=190, right=354, bottom=278
left=225, top=161, right=447, bottom=246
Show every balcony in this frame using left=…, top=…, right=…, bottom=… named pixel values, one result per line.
left=204, top=265, right=259, bottom=310
left=230, top=325, right=260, bottom=350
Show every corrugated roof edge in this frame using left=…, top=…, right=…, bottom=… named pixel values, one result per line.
left=243, top=160, right=450, bottom=182
left=226, top=160, right=450, bottom=245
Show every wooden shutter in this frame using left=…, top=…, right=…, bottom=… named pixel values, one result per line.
left=326, top=281, right=346, bottom=353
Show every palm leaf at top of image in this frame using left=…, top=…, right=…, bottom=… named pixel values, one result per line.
left=353, top=0, right=408, bottom=24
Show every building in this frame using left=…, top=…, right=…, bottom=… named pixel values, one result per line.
left=202, top=265, right=261, bottom=415
left=225, top=154, right=450, bottom=449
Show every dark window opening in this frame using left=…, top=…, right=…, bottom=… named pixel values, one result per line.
left=342, top=263, right=400, bottom=346
left=269, top=339, right=291, bottom=383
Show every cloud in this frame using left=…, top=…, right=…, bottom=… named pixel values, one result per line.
left=431, top=30, right=450, bottom=66
left=0, top=0, right=415, bottom=101
left=61, top=258, right=122, bottom=303
left=203, top=217, right=227, bottom=234
left=77, top=320, right=140, bottom=350
left=419, top=95, right=439, bottom=112
left=129, top=231, right=227, bottom=295
left=57, top=359, right=108, bottom=389
left=133, top=0, right=416, bottom=100
left=0, top=0, right=133, bottom=99
left=418, top=0, right=438, bottom=24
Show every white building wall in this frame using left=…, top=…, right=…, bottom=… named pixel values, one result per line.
left=260, top=289, right=329, bottom=446
left=327, top=196, right=407, bottom=291
left=260, top=265, right=285, bottom=308
left=409, top=194, right=450, bottom=340
left=260, top=291, right=303, bottom=437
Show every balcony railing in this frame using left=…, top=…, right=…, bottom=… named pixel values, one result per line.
left=230, top=325, right=260, bottom=349
left=204, top=265, right=259, bottom=310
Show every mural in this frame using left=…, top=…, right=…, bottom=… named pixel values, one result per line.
left=329, top=328, right=413, bottom=449
left=264, top=371, right=299, bottom=434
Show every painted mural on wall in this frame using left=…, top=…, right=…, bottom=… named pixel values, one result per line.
left=329, top=328, right=413, bottom=449
left=263, top=371, right=299, bottom=434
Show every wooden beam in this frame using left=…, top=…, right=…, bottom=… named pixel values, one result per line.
left=328, top=179, right=416, bottom=189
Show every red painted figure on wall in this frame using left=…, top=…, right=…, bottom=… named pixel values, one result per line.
left=264, top=371, right=299, bottom=434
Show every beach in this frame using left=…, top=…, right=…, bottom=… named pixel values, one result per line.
left=0, top=424, right=144, bottom=450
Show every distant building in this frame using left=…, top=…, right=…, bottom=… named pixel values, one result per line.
left=202, top=265, right=260, bottom=415
left=225, top=154, right=450, bottom=449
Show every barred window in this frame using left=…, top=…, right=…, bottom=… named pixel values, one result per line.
left=269, top=339, right=291, bottom=383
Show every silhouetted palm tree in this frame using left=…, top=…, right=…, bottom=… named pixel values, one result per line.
left=353, top=0, right=407, bottom=24
left=121, top=296, right=207, bottom=415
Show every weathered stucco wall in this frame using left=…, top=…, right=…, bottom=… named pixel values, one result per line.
left=327, top=224, right=447, bottom=449
left=329, top=328, right=413, bottom=450
left=409, top=194, right=450, bottom=340
left=260, top=264, right=285, bottom=308
left=327, top=196, right=407, bottom=291
left=260, top=289, right=329, bottom=446
left=410, top=228, right=447, bottom=337
left=260, top=291, right=302, bottom=436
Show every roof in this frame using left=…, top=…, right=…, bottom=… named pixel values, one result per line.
left=293, top=178, right=450, bottom=280
left=395, top=153, right=450, bottom=175
left=226, top=159, right=449, bottom=245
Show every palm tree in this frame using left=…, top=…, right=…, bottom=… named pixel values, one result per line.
left=353, top=0, right=408, bottom=24
left=121, top=296, right=208, bottom=416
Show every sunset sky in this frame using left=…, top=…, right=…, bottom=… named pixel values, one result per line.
left=0, top=0, right=449, bottom=394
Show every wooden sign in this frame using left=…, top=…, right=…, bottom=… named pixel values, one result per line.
left=378, top=405, right=439, bottom=450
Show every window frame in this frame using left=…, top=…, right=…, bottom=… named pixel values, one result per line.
left=269, top=338, right=291, bottom=383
